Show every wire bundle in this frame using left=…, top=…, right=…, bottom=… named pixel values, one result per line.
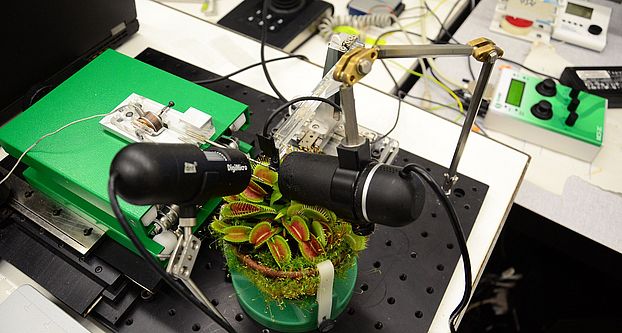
left=318, top=14, right=394, bottom=40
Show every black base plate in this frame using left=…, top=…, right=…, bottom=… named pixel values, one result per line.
left=112, top=49, right=489, bottom=332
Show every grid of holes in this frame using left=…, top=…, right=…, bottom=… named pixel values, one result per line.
left=129, top=50, right=487, bottom=332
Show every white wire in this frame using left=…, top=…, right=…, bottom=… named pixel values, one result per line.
left=0, top=113, right=111, bottom=185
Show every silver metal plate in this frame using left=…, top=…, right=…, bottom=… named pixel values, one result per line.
left=6, top=175, right=106, bottom=255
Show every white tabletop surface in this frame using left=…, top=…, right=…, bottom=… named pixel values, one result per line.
left=408, top=0, right=622, bottom=254
left=158, top=0, right=470, bottom=93
left=114, top=1, right=529, bottom=330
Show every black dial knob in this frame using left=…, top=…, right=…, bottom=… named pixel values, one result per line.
left=536, top=79, right=557, bottom=97
left=565, top=112, right=579, bottom=126
left=569, top=88, right=580, bottom=99
left=531, top=100, right=553, bottom=120
left=568, top=98, right=580, bottom=112
left=588, top=24, right=603, bottom=35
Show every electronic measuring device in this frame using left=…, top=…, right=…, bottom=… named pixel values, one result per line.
left=490, top=0, right=612, bottom=51
left=552, top=0, right=612, bottom=52
left=485, top=68, right=606, bottom=161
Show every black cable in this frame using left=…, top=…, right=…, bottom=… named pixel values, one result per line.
left=262, top=96, right=341, bottom=137
left=399, top=165, right=472, bottom=333
left=424, top=1, right=461, bottom=45
left=372, top=91, right=405, bottom=144
left=422, top=1, right=476, bottom=81
left=193, top=55, right=308, bottom=85
left=107, top=174, right=237, bottom=333
left=260, top=0, right=288, bottom=102
left=499, top=58, right=558, bottom=80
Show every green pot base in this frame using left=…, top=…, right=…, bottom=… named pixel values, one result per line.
left=230, top=260, right=357, bottom=332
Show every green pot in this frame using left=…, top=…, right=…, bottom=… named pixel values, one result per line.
left=230, top=259, right=358, bottom=332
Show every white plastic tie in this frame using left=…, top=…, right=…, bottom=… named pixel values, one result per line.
left=316, top=260, right=335, bottom=327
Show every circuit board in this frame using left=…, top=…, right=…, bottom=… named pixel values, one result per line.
left=0, top=49, right=249, bottom=258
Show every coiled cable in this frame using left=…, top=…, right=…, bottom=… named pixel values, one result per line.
left=318, top=14, right=394, bottom=40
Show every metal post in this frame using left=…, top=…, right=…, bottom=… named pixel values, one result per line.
left=442, top=52, right=498, bottom=194
left=340, top=85, right=364, bottom=147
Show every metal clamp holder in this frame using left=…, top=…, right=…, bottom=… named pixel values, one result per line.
left=166, top=210, right=228, bottom=324
left=330, top=36, right=504, bottom=194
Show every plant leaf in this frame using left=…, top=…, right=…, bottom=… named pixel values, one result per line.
left=345, top=233, right=367, bottom=251
left=284, top=216, right=310, bottom=242
left=249, top=221, right=277, bottom=247
left=275, top=207, right=288, bottom=220
left=270, top=184, right=283, bottom=206
left=267, top=235, right=291, bottom=267
left=210, top=219, right=231, bottom=233
left=254, top=164, right=278, bottom=185
left=311, top=221, right=327, bottom=246
left=222, top=195, right=240, bottom=203
left=222, top=226, right=251, bottom=243
left=220, top=201, right=276, bottom=219
left=286, top=203, right=303, bottom=217
left=287, top=204, right=334, bottom=223
left=299, top=235, right=324, bottom=261
left=239, top=180, right=268, bottom=203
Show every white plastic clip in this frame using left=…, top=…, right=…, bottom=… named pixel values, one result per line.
left=316, top=260, right=335, bottom=327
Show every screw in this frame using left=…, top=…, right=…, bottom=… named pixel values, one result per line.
left=95, top=266, right=103, bottom=273
left=24, top=191, right=34, bottom=198
left=357, top=59, right=372, bottom=75
left=52, top=208, right=62, bottom=216
left=83, top=228, right=93, bottom=236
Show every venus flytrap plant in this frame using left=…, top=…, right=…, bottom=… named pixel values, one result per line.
left=210, top=160, right=367, bottom=300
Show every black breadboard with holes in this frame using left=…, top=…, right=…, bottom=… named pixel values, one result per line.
left=117, top=49, right=488, bottom=333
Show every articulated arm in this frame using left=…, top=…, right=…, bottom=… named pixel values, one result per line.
left=332, top=37, right=504, bottom=194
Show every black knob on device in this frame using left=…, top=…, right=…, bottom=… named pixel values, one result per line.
left=536, top=79, right=557, bottom=97
left=531, top=100, right=554, bottom=120
left=568, top=98, right=580, bottom=112
left=569, top=88, right=581, bottom=99
left=565, top=112, right=579, bottom=127
left=588, top=24, right=603, bottom=35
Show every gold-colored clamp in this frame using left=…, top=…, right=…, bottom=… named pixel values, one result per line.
left=467, top=37, right=504, bottom=62
left=333, top=47, right=379, bottom=86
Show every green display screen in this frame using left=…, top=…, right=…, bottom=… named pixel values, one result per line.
left=506, top=79, right=525, bottom=107
left=566, top=2, right=593, bottom=19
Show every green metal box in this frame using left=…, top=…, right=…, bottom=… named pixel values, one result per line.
left=0, top=49, right=248, bottom=256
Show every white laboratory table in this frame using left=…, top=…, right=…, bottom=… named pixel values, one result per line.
left=408, top=0, right=622, bottom=254
left=158, top=0, right=470, bottom=93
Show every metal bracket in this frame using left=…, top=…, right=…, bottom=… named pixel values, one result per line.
left=5, top=173, right=106, bottom=255
left=166, top=225, right=228, bottom=324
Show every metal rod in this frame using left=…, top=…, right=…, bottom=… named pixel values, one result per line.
left=443, top=53, right=498, bottom=194
left=183, top=278, right=228, bottom=323
left=340, top=85, right=364, bottom=147
left=377, top=44, right=474, bottom=59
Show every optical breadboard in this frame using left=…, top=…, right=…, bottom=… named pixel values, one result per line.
left=0, top=49, right=249, bottom=257
left=485, top=68, right=606, bottom=161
